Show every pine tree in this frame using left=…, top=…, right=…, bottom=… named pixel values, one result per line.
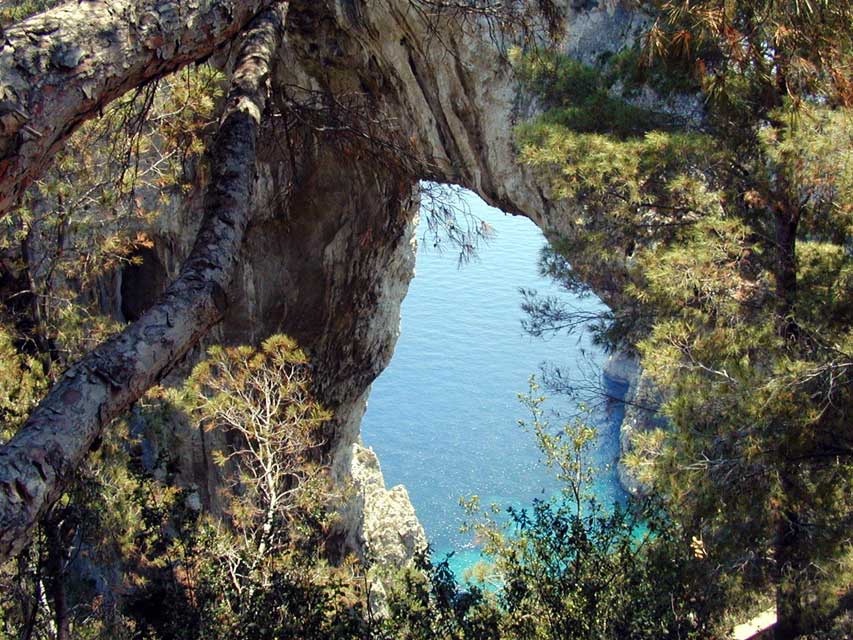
left=515, top=2, right=853, bottom=636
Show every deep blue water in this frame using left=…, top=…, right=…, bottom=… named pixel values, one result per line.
left=361, top=190, right=626, bottom=575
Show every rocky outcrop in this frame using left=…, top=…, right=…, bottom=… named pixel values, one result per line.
left=603, top=352, right=639, bottom=390
left=619, top=372, right=667, bottom=496
left=259, top=0, right=643, bottom=557
left=346, top=441, right=427, bottom=615
left=0, top=0, right=711, bottom=589
left=188, top=0, right=650, bottom=560
left=137, top=138, right=422, bottom=523
left=278, top=0, right=648, bottom=224
left=343, top=441, right=427, bottom=567
left=603, top=353, right=665, bottom=497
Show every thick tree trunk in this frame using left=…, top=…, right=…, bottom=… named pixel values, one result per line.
left=0, top=1, right=288, bottom=563
left=0, top=0, right=274, bottom=218
left=773, top=466, right=807, bottom=640
left=774, top=206, right=800, bottom=336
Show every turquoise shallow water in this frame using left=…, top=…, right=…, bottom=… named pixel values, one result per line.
left=361, top=191, right=626, bottom=576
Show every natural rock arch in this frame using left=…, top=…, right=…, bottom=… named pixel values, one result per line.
left=0, top=0, right=642, bottom=561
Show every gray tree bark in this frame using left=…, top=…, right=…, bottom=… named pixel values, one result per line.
left=0, top=1, right=289, bottom=563
left=0, top=0, right=274, bottom=218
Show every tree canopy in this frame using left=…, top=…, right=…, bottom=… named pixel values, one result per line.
left=516, top=2, right=852, bottom=637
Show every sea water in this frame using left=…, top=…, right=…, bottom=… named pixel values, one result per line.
left=361, top=190, right=627, bottom=576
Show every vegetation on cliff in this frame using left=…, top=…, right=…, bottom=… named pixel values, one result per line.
left=516, top=1, right=852, bottom=638
left=0, top=0, right=849, bottom=638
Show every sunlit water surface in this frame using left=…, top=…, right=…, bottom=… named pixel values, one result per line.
left=361, top=191, right=627, bottom=575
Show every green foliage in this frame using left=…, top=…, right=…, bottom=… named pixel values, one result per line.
left=515, top=112, right=731, bottom=349
left=440, top=382, right=719, bottom=640
left=160, top=525, right=374, bottom=640
left=0, top=0, right=58, bottom=24
left=0, top=325, right=48, bottom=440
left=644, top=0, right=853, bottom=116
left=511, top=48, right=663, bottom=136
left=160, top=335, right=358, bottom=639
left=0, top=400, right=197, bottom=639
left=0, top=63, right=225, bottom=369
left=0, top=334, right=374, bottom=639
left=604, top=45, right=701, bottom=98
left=178, top=335, right=333, bottom=546
left=0, top=2, right=848, bottom=637
left=517, top=3, right=853, bottom=636
left=382, top=554, right=500, bottom=640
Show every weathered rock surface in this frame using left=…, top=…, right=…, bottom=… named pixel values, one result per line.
left=157, top=0, right=648, bottom=561
left=129, top=137, right=421, bottom=524
left=603, top=351, right=640, bottom=389
left=603, top=352, right=665, bottom=497
left=618, top=372, right=667, bottom=497
left=266, top=0, right=649, bottom=553
left=345, top=441, right=427, bottom=567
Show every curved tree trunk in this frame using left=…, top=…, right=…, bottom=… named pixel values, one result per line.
left=0, top=0, right=274, bottom=218
left=0, top=1, right=289, bottom=563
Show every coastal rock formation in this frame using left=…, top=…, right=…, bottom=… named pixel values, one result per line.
left=154, top=0, right=647, bottom=559
left=603, top=353, right=664, bottom=497
left=344, top=441, right=427, bottom=567
left=127, top=140, right=421, bottom=525
left=263, top=0, right=649, bottom=550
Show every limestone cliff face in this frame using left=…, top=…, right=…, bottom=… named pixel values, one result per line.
left=617, top=372, right=665, bottom=497
left=118, top=136, right=421, bottom=533
left=344, top=440, right=427, bottom=566
left=265, top=0, right=651, bottom=549
left=112, top=0, right=650, bottom=565
left=280, top=0, right=647, bottom=224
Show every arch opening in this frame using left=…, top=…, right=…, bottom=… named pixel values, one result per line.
left=361, top=188, right=628, bottom=574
